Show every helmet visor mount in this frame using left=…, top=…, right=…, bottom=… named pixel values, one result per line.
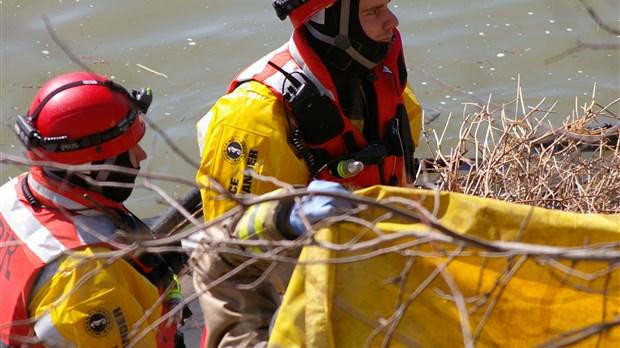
left=273, top=0, right=310, bottom=20
left=15, top=80, right=152, bottom=156
left=273, top=0, right=337, bottom=28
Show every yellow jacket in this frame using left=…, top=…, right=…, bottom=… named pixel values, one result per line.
left=196, top=80, right=422, bottom=222
left=0, top=170, right=173, bottom=347
left=28, top=247, right=161, bottom=347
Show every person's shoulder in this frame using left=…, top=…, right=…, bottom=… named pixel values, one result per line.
left=202, top=80, right=282, bottom=125
left=231, top=80, right=278, bottom=100
left=213, top=80, right=280, bottom=109
left=53, top=246, right=118, bottom=269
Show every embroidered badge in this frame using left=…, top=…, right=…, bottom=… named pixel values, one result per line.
left=223, top=137, right=246, bottom=164
left=84, top=308, right=113, bottom=337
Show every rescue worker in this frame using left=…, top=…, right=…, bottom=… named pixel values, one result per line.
left=0, top=72, right=186, bottom=348
left=191, top=0, right=422, bottom=346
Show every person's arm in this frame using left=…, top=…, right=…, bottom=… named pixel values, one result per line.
left=194, top=80, right=311, bottom=347
left=192, top=181, right=352, bottom=348
left=195, top=81, right=310, bottom=222
left=28, top=247, right=161, bottom=348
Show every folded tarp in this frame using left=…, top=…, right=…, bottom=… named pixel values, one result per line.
left=269, top=185, right=620, bottom=347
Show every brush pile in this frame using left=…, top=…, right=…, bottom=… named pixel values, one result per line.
left=418, top=88, right=620, bottom=214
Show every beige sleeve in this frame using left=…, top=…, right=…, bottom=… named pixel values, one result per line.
left=191, top=213, right=297, bottom=348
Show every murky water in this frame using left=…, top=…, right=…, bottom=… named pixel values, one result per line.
left=2, top=0, right=619, bottom=215
left=1, top=1, right=618, bottom=346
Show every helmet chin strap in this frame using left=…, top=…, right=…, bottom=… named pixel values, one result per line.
left=97, top=151, right=139, bottom=202
left=305, top=0, right=379, bottom=70
left=94, top=156, right=117, bottom=183
left=46, top=152, right=138, bottom=203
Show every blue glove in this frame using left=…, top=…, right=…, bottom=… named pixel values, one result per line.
left=288, top=180, right=353, bottom=236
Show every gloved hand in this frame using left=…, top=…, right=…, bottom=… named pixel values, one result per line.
left=288, top=180, right=353, bottom=236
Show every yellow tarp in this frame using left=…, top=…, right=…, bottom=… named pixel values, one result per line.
left=269, top=186, right=620, bottom=347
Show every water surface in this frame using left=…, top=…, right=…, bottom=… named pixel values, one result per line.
left=1, top=0, right=618, bottom=215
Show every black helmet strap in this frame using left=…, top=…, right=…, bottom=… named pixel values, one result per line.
left=305, top=0, right=378, bottom=70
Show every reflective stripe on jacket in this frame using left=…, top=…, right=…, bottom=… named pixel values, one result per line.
left=0, top=168, right=163, bottom=347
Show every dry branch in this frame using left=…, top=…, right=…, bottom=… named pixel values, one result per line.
left=2, top=86, right=619, bottom=346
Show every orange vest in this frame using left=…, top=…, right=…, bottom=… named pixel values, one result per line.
left=229, top=29, right=413, bottom=188
left=0, top=168, right=177, bottom=347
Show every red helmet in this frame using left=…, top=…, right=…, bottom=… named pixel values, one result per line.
left=15, top=72, right=150, bottom=165
left=273, top=0, right=338, bottom=29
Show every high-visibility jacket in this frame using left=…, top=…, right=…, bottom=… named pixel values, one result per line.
left=196, top=28, right=422, bottom=222
left=0, top=167, right=175, bottom=348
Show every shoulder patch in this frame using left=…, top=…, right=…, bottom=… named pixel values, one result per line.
left=223, top=137, right=247, bottom=164
left=83, top=307, right=113, bottom=338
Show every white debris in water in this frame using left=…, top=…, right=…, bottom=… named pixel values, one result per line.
left=41, top=50, right=50, bottom=55
left=497, top=53, right=505, bottom=58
